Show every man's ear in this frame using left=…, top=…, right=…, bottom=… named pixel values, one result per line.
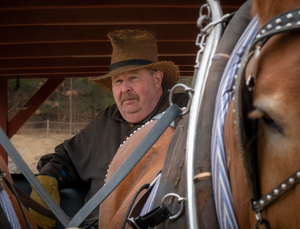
left=154, top=71, right=163, bottom=89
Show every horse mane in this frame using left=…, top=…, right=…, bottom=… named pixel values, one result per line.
left=252, top=0, right=300, bottom=26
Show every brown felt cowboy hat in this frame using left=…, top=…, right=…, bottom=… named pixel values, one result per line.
left=90, top=29, right=179, bottom=91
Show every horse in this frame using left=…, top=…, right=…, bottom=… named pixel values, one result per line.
left=99, top=119, right=175, bottom=229
left=224, top=0, right=300, bottom=228
left=0, top=155, right=37, bottom=229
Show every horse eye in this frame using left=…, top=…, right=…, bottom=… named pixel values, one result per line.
left=262, top=114, right=273, bottom=124
left=262, top=114, right=283, bottom=134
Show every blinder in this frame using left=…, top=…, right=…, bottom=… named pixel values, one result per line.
left=233, top=7, right=300, bottom=226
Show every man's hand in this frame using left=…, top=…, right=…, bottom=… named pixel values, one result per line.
left=29, top=175, right=60, bottom=229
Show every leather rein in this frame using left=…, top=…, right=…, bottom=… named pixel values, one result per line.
left=234, top=8, right=300, bottom=227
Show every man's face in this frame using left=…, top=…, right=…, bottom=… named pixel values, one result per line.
left=112, top=68, right=163, bottom=123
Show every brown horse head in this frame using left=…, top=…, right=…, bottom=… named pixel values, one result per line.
left=225, top=1, right=300, bottom=228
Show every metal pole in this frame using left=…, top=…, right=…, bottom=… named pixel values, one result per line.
left=47, top=119, right=49, bottom=135
left=185, top=1, right=223, bottom=228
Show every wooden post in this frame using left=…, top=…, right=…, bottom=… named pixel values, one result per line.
left=69, top=78, right=72, bottom=134
left=0, top=78, right=8, bottom=163
left=8, top=77, right=65, bottom=138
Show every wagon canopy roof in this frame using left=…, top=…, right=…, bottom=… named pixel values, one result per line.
left=0, top=0, right=245, bottom=80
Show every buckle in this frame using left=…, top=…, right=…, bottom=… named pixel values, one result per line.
left=127, top=217, right=141, bottom=229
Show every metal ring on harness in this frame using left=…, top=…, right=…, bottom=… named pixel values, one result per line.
left=161, top=193, right=186, bottom=220
left=198, top=4, right=211, bottom=29
left=169, top=83, right=194, bottom=116
left=254, top=212, right=270, bottom=229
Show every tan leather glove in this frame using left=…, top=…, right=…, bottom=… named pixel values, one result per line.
left=29, top=175, right=60, bottom=229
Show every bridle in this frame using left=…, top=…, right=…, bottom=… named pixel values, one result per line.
left=233, top=8, right=300, bottom=228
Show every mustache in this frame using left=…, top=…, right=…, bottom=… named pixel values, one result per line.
left=120, top=93, right=140, bottom=105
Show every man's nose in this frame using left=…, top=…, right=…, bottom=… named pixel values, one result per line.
left=120, top=80, right=132, bottom=93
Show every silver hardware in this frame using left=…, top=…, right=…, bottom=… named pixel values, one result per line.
left=169, top=83, right=194, bottom=116
left=287, top=13, right=293, bottom=19
left=195, top=12, right=230, bottom=68
left=194, top=3, right=211, bottom=68
left=161, top=193, right=186, bottom=220
left=261, top=29, right=266, bottom=34
left=276, top=25, right=282, bottom=30
left=187, top=2, right=224, bottom=228
left=255, top=212, right=262, bottom=222
left=276, top=18, right=282, bottom=24
left=149, top=173, right=161, bottom=188
left=281, top=183, right=287, bottom=190
left=256, top=34, right=262, bottom=39
left=267, top=24, right=272, bottom=30
left=289, top=178, right=295, bottom=184
left=297, top=171, right=300, bottom=178
left=266, top=195, right=272, bottom=201
left=259, top=200, right=265, bottom=206
left=197, top=4, right=211, bottom=29
left=246, top=75, right=255, bottom=90
left=201, top=13, right=231, bottom=34
left=247, top=46, right=260, bottom=91
left=286, top=23, right=292, bottom=28
left=128, top=218, right=141, bottom=229
left=297, top=21, right=300, bottom=26
left=274, top=189, right=279, bottom=195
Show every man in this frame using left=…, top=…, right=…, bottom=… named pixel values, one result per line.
left=30, top=29, right=189, bottom=228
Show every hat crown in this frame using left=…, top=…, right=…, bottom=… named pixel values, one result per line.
left=108, top=29, right=158, bottom=65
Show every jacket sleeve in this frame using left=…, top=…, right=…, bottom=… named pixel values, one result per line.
left=37, top=142, right=81, bottom=190
left=36, top=107, right=114, bottom=190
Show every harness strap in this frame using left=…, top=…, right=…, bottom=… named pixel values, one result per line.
left=128, top=204, right=171, bottom=229
left=252, top=170, right=300, bottom=213
left=67, top=104, right=182, bottom=228
left=122, top=183, right=150, bottom=229
left=1, top=172, right=33, bottom=229
left=0, top=200, right=13, bottom=229
left=126, top=173, right=173, bottom=229
left=0, top=127, right=70, bottom=227
left=11, top=182, right=58, bottom=220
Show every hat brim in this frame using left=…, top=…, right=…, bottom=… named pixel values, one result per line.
left=90, top=61, right=179, bottom=91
